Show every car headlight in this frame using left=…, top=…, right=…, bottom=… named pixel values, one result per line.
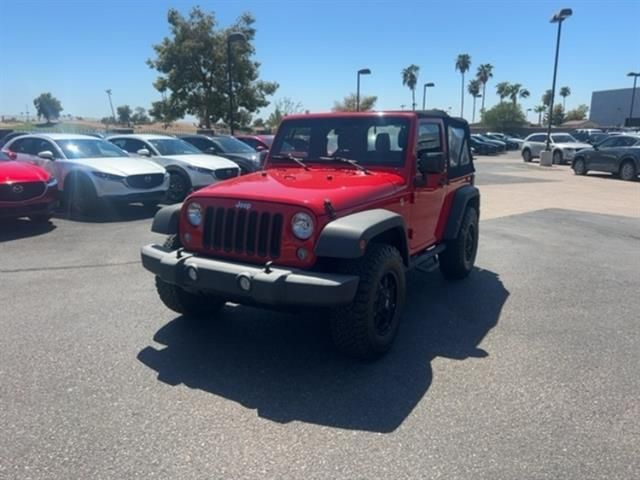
left=92, top=171, right=124, bottom=182
left=187, top=165, right=214, bottom=175
left=46, top=176, right=58, bottom=187
left=291, top=212, right=314, bottom=240
left=187, top=202, right=203, bottom=226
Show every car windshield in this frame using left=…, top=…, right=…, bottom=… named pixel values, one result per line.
left=214, top=136, right=256, bottom=153
left=270, top=116, right=410, bottom=167
left=149, top=138, right=201, bottom=156
left=56, top=139, right=129, bottom=159
left=551, top=134, right=578, bottom=143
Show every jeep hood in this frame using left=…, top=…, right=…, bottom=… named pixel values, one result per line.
left=191, top=167, right=406, bottom=215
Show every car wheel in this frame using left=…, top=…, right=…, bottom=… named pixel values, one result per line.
left=64, top=175, right=99, bottom=216
left=29, top=214, right=53, bottom=223
left=619, top=160, right=637, bottom=181
left=155, top=235, right=226, bottom=317
left=330, top=244, right=406, bottom=360
left=439, top=207, right=479, bottom=280
left=552, top=150, right=563, bottom=165
left=573, top=158, right=587, bottom=175
left=522, top=149, right=532, bottom=162
left=166, top=171, right=191, bottom=203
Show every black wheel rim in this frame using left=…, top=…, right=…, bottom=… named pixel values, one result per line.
left=576, top=160, right=584, bottom=173
left=464, top=224, right=476, bottom=263
left=374, top=272, right=398, bottom=337
left=168, top=173, right=188, bottom=202
left=553, top=152, right=561, bottom=163
left=622, top=163, right=633, bottom=179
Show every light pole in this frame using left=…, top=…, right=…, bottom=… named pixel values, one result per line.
left=627, top=72, right=640, bottom=125
left=105, top=89, right=116, bottom=121
left=544, top=8, right=572, bottom=154
left=227, top=32, right=246, bottom=135
left=356, top=68, right=371, bottom=112
left=422, top=82, right=435, bottom=110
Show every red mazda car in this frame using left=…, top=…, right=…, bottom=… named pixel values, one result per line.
left=0, top=150, right=59, bottom=222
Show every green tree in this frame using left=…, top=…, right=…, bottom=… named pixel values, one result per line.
left=496, top=82, right=511, bottom=102
left=401, top=64, right=420, bottom=110
left=149, top=98, right=181, bottom=129
left=266, top=97, right=303, bottom=130
left=33, top=92, right=63, bottom=123
left=548, top=104, right=565, bottom=126
left=559, top=86, right=571, bottom=109
left=542, top=89, right=553, bottom=106
left=534, top=105, right=546, bottom=125
left=467, top=79, right=481, bottom=123
left=333, top=93, right=378, bottom=112
left=455, top=54, right=471, bottom=117
left=507, top=83, right=530, bottom=106
left=148, top=7, right=278, bottom=129
left=132, top=106, right=150, bottom=124
left=564, top=104, right=589, bottom=121
left=476, top=63, right=494, bottom=112
left=481, top=102, right=526, bottom=130
left=252, top=117, right=265, bottom=129
left=117, top=105, right=132, bottom=126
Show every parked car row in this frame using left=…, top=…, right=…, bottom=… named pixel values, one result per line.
left=520, top=132, right=639, bottom=181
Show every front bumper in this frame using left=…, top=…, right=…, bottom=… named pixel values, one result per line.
left=0, top=200, right=58, bottom=218
left=141, top=244, right=359, bottom=307
left=102, top=190, right=166, bottom=204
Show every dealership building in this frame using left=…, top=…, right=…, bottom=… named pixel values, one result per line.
left=589, top=88, right=640, bottom=127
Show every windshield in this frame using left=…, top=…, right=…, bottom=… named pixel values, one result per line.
left=551, top=134, right=578, bottom=143
left=270, top=116, right=410, bottom=167
left=149, top=138, right=201, bottom=156
left=214, top=136, right=256, bottom=153
left=56, top=139, right=128, bottom=159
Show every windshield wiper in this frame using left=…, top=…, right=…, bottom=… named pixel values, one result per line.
left=270, top=153, right=310, bottom=170
left=318, top=155, right=370, bottom=174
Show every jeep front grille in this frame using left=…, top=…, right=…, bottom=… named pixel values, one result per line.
left=202, top=207, right=283, bottom=258
left=0, top=181, right=46, bottom=202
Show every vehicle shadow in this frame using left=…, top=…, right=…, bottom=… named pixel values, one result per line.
left=137, top=268, right=508, bottom=433
left=55, top=202, right=160, bottom=223
left=0, top=218, right=56, bottom=242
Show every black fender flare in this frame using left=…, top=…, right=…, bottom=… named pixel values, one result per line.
left=444, top=185, right=480, bottom=240
left=314, top=209, right=409, bottom=265
left=151, top=203, right=183, bottom=234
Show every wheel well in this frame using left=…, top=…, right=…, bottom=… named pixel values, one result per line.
left=467, top=195, right=480, bottom=215
left=620, top=157, right=636, bottom=169
left=369, top=227, right=409, bottom=266
left=62, top=170, right=90, bottom=193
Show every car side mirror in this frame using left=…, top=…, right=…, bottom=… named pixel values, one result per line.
left=418, top=152, right=446, bottom=174
left=137, top=148, right=151, bottom=157
left=38, top=150, right=54, bottom=160
left=255, top=145, right=267, bottom=151
left=206, top=146, right=217, bottom=154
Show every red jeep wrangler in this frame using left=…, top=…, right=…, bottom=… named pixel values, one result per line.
left=141, top=111, right=479, bottom=359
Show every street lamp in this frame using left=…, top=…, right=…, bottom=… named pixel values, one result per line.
left=627, top=72, right=640, bottom=125
left=422, top=82, right=435, bottom=110
left=105, top=89, right=116, bottom=122
left=356, top=68, right=371, bottom=112
left=544, top=8, right=572, bottom=157
left=227, top=31, right=246, bottom=135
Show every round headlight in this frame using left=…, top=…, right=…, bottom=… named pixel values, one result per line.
left=291, top=212, right=314, bottom=240
left=187, top=202, right=202, bottom=226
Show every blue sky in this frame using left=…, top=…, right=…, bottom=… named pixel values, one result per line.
left=1, top=0, right=638, bottom=123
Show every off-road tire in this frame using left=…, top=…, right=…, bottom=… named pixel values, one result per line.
left=522, top=149, right=532, bottom=162
left=29, top=214, right=53, bottom=223
left=552, top=150, right=563, bottom=165
left=573, top=158, right=587, bottom=175
left=619, top=160, right=637, bottom=181
left=439, top=207, right=479, bottom=280
left=330, top=244, right=406, bottom=360
left=155, top=235, right=226, bottom=317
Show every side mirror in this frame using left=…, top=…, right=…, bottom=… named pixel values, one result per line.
left=255, top=145, right=267, bottom=152
left=137, top=148, right=151, bottom=157
left=418, top=152, right=446, bottom=174
left=38, top=150, right=54, bottom=160
left=206, top=146, right=217, bottom=154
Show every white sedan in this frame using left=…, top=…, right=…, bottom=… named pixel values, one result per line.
left=108, top=134, right=240, bottom=202
left=2, top=133, right=169, bottom=214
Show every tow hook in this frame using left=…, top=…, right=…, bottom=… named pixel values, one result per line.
left=264, top=261, right=273, bottom=274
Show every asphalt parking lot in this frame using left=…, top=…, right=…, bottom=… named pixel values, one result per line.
left=1, top=152, right=639, bottom=479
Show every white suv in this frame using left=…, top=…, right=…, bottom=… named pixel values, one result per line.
left=2, top=134, right=169, bottom=214
left=108, top=134, right=240, bottom=202
left=521, top=133, right=591, bottom=165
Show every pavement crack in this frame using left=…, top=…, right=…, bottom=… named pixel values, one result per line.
left=1, top=260, right=139, bottom=273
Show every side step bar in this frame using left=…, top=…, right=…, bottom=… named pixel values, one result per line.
left=408, top=244, right=445, bottom=273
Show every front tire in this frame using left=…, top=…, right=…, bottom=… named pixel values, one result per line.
left=573, top=158, right=587, bottom=175
left=522, top=149, right=532, bottom=162
left=166, top=171, right=191, bottom=203
left=439, top=207, right=479, bottom=280
left=64, top=175, right=99, bottom=216
left=29, top=214, right=52, bottom=223
left=155, top=235, right=226, bottom=317
left=552, top=150, right=563, bottom=165
left=330, top=244, right=406, bottom=360
left=619, top=160, right=637, bottom=181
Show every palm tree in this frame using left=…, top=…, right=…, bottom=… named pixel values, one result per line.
left=559, top=86, right=571, bottom=109
left=455, top=54, right=471, bottom=117
left=534, top=105, right=546, bottom=125
left=507, top=84, right=530, bottom=106
left=519, top=89, right=530, bottom=103
left=542, top=89, right=553, bottom=107
left=401, top=64, right=420, bottom=111
left=476, top=63, right=494, bottom=112
left=496, top=82, right=511, bottom=102
left=467, top=79, right=481, bottom=123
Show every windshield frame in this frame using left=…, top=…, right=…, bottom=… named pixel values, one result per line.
left=149, top=138, right=202, bottom=156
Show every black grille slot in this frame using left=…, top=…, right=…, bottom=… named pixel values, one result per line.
left=126, top=173, right=164, bottom=189
left=0, top=182, right=45, bottom=201
left=215, top=168, right=239, bottom=180
left=201, top=206, right=282, bottom=259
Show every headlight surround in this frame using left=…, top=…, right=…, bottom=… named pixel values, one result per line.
left=92, top=171, right=124, bottom=182
left=187, top=165, right=214, bottom=175
left=291, top=212, right=314, bottom=240
left=187, top=202, right=203, bottom=227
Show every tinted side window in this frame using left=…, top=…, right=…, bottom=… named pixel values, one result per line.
left=620, top=137, right=638, bottom=147
left=110, top=138, right=128, bottom=150
left=529, top=134, right=544, bottom=142
left=8, top=138, right=31, bottom=153
left=241, top=138, right=260, bottom=149
left=33, top=139, right=58, bottom=158
left=186, top=137, right=212, bottom=152
left=448, top=127, right=466, bottom=168
left=417, top=122, right=442, bottom=155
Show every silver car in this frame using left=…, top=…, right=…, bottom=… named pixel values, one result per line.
left=2, top=134, right=169, bottom=214
left=521, top=133, right=592, bottom=164
left=108, top=134, right=240, bottom=202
